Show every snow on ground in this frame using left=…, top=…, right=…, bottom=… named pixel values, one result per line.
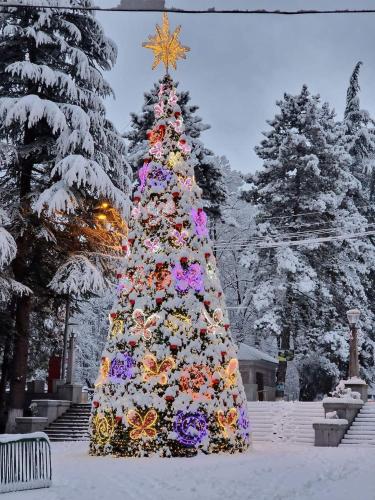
left=9, top=441, right=375, bottom=500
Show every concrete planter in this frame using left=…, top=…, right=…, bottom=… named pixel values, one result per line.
left=323, top=398, right=363, bottom=426
left=15, top=417, right=48, bottom=433
left=344, top=380, right=368, bottom=402
left=313, top=419, right=349, bottom=447
left=57, top=384, right=83, bottom=404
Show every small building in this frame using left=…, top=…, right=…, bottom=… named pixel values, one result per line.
left=238, top=343, right=278, bottom=401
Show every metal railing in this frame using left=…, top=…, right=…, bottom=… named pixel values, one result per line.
left=0, top=433, right=52, bottom=493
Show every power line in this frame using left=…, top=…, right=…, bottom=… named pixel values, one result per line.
left=1, top=3, right=375, bottom=15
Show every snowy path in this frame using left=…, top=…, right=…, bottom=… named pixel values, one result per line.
left=9, top=441, right=375, bottom=500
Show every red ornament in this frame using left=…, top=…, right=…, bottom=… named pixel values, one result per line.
left=175, top=112, right=181, bottom=118
left=224, top=324, right=230, bottom=331
left=170, top=344, right=178, bottom=351
left=115, top=416, right=123, bottom=423
left=156, top=297, right=163, bottom=305
left=130, top=299, right=135, bottom=306
left=200, top=328, right=207, bottom=335
left=156, top=262, right=164, bottom=269
left=172, top=191, right=180, bottom=199
left=122, top=245, right=128, bottom=252
left=165, top=395, right=175, bottom=402
left=129, top=340, right=137, bottom=347
left=93, top=401, right=99, bottom=408
left=133, top=196, right=140, bottom=204
left=175, top=223, right=183, bottom=231
left=204, top=301, right=211, bottom=307
left=218, top=292, right=222, bottom=298
left=205, top=253, right=211, bottom=259
left=212, top=378, right=220, bottom=386
left=221, top=351, right=227, bottom=358
left=233, top=394, right=238, bottom=402
left=180, top=257, right=188, bottom=264
left=116, top=273, right=122, bottom=279
left=110, top=312, right=117, bottom=319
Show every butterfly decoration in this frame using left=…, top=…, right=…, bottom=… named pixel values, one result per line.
left=150, top=141, right=164, bottom=159
left=147, top=268, right=171, bottom=291
left=147, top=125, right=166, bottom=145
left=131, top=205, right=142, bottom=220
left=130, top=309, right=160, bottom=340
left=178, top=175, right=194, bottom=191
left=180, top=365, right=212, bottom=401
left=143, top=354, right=175, bottom=385
left=95, top=357, right=110, bottom=387
left=111, top=319, right=124, bottom=338
left=144, top=237, right=161, bottom=253
left=178, top=138, right=191, bottom=154
left=172, top=263, right=204, bottom=293
left=202, top=308, right=224, bottom=335
left=223, top=358, right=239, bottom=388
left=168, top=89, right=178, bottom=106
left=154, top=101, right=164, bottom=118
left=168, top=151, right=183, bottom=169
left=171, top=228, right=189, bottom=247
left=92, top=413, right=115, bottom=446
left=139, top=163, right=150, bottom=192
left=191, top=208, right=208, bottom=237
left=129, top=266, right=146, bottom=292
left=127, top=408, right=158, bottom=440
left=217, top=408, right=238, bottom=438
left=171, top=118, right=183, bottom=134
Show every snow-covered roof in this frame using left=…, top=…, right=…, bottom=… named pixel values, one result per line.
left=238, top=343, right=278, bottom=364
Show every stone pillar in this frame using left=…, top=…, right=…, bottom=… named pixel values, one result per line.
left=66, top=332, right=76, bottom=384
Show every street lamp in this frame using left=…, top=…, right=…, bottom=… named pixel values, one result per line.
left=346, top=308, right=360, bottom=379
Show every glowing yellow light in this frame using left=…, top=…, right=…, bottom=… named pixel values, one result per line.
left=92, top=413, right=115, bottom=446
left=142, top=13, right=190, bottom=71
left=97, top=214, right=107, bottom=221
left=95, top=357, right=110, bottom=387
left=168, top=151, right=183, bottom=168
left=217, top=408, right=238, bottom=438
left=101, top=202, right=109, bottom=209
left=111, top=319, right=124, bottom=338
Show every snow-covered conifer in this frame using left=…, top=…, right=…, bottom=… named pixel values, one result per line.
left=0, top=0, right=130, bottom=430
left=242, top=86, right=375, bottom=399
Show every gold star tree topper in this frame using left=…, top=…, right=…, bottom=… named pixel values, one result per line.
left=143, top=13, right=190, bottom=72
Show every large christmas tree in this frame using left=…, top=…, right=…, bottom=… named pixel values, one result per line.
left=90, top=14, right=250, bottom=458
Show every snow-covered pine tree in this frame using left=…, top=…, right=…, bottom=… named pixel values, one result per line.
left=343, top=61, right=375, bottom=199
left=0, top=0, right=130, bottom=429
left=90, top=75, right=250, bottom=457
left=126, top=81, right=227, bottom=220
left=242, top=86, right=375, bottom=400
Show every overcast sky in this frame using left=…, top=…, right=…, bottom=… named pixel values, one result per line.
left=95, top=0, right=375, bottom=173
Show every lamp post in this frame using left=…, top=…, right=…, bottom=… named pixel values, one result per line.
left=346, top=308, right=361, bottom=379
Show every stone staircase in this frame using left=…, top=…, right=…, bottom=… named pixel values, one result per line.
left=340, top=402, right=375, bottom=447
left=248, top=401, right=324, bottom=444
left=44, top=403, right=91, bottom=442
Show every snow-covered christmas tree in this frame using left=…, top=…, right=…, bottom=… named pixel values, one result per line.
left=90, top=14, right=250, bottom=458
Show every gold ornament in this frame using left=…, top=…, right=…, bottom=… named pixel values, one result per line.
left=143, top=13, right=190, bottom=72
left=95, top=357, right=110, bottom=387
left=217, top=408, right=238, bottom=438
left=111, top=319, right=124, bottom=338
left=168, top=151, right=183, bottom=168
left=127, top=409, right=158, bottom=440
left=92, top=413, right=115, bottom=446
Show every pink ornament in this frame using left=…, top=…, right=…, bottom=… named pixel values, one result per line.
left=154, top=101, right=164, bottom=118
left=144, top=237, right=161, bottom=253
left=191, top=208, right=208, bottom=237
left=171, top=118, right=183, bottom=133
left=150, top=141, right=164, bottom=159
left=168, top=90, right=178, bottom=106
left=178, top=139, right=191, bottom=154
left=139, top=163, right=150, bottom=192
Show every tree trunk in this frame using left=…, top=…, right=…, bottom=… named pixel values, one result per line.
left=276, top=328, right=290, bottom=400
left=0, top=331, right=13, bottom=432
left=6, top=294, right=32, bottom=432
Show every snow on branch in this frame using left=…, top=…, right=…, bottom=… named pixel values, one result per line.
left=0, top=227, right=17, bottom=269
left=49, top=255, right=106, bottom=297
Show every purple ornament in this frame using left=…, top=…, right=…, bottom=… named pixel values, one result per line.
left=109, top=353, right=135, bottom=382
left=139, top=163, right=150, bottom=192
left=172, top=263, right=204, bottom=293
left=174, top=411, right=207, bottom=447
left=148, top=165, right=172, bottom=189
left=238, top=406, right=251, bottom=442
left=191, top=208, right=208, bottom=237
